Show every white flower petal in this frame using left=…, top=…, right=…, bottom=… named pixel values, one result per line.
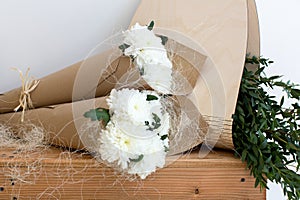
left=100, top=88, right=170, bottom=178
left=126, top=131, right=166, bottom=179
left=123, top=23, right=164, bottom=57
left=142, top=63, right=173, bottom=94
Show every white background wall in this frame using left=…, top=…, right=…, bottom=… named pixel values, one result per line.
left=0, top=0, right=141, bottom=93
left=0, top=0, right=299, bottom=199
left=255, top=1, right=300, bottom=199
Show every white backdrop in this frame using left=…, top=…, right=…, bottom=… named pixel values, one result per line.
left=256, top=1, right=300, bottom=199
left=0, top=0, right=141, bottom=93
left=0, top=0, right=299, bottom=199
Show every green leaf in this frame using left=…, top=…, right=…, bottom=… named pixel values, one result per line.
left=254, top=67, right=265, bottom=75
left=265, top=155, right=272, bottom=164
left=291, top=89, right=300, bottom=99
left=146, top=113, right=161, bottom=131
left=164, top=146, right=169, bottom=152
left=130, top=154, right=144, bottom=162
left=119, top=43, right=130, bottom=52
left=160, top=134, right=168, bottom=140
left=147, top=20, right=154, bottom=31
left=139, top=67, right=144, bottom=76
left=250, top=133, right=257, bottom=144
left=269, top=75, right=282, bottom=80
left=233, top=56, right=300, bottom=200
left=287, top=143, right=299, bottom=151
left=260, top=139, right=268, bottom=149
left=84, top=108, right=110, bottom=125
left=254, top=177, right=260, bottom=188
left=158, top=35, right=168, bottom=45
left=280, top=96, right=284, bottom=107
left=274, top=81, right=286, bottom=87
left=146, top=94, right=159, bottom=101
left=241, top=149, right=248, bottom=161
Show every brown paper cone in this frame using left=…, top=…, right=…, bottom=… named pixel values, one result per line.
left=130, top=0, right=260, bottom=149
left=0, top=40, right=208, bottom=155
left=0, top=51, right=131, bottom=114
left=0, top=0, right=260, bottom=153
left=0, top=40, right=206, bottom=111
left=0, top=97, right=108, bottom=149
left=0, top=94, right=208, bottom=156
left=246, top=0, right=261, bottom=71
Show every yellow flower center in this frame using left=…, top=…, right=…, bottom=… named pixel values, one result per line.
left=124, top=140, right=130, bottom=146
left=134, top=104, right=139, bottom=110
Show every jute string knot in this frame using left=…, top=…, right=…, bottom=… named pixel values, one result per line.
left=12, top=68, right=40, bottom=122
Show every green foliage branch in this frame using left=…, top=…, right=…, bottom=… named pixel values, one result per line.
left=233, top=56, right=300, bottom=200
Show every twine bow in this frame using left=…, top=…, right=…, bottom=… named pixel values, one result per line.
left=12, top=68, right=40, bottom=122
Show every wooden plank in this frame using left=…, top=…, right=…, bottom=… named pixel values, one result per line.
left=0, top=147, right=265, bottom=199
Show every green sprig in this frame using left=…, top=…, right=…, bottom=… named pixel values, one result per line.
left=130, top=154, right=144, bottom=162
left=146, top=94, right=159, bottom=101
left=233, top=56, right=300, bottom=200
left=147, top=20, right=154, bottom=31
left=118, top=43, right=130, bottom=53
left=145, top=113, right=161, bottom=131
left=84, top=108, right=110, bottom=126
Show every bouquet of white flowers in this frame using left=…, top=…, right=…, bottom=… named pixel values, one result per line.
left=83, top=22, right=174, bottom=178
left=85, top=89, right=169, bottom=179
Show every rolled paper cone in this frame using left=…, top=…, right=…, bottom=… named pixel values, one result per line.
left=165, top=39, right=207, bottom=95
left=72, top=44, right=208, bottom=154
left=0, top=95, right=208, bottom=156
left=0, top=97, right=109, bottom=149
left=0, top=0, right=260, bottom=153
left=0, top=38, right=208, bottom=154
left=0, top=40, right=206, bottom=112
left=73, top=38, right=207, bottom=101
left=245, top=0, right=261, bottom=71
left=0, top=50, right=131, bottom=114
left=131, top=0, right=260, bottom=150
left=167, top=95, right=208, bottom=155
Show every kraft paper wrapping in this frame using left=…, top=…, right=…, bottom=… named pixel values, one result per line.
left=0, top=40, right=205, bottom=111
left=0, top=50, right=130, bottom=114
left=0, top=94, right=208, bottom=156
left=0, top=40, right=208, bottom=155
left=131, top=0, right=260, bottom=149
left=246, top=0, right=261, bottom=71
left=0, top=0, right=260, bottom=152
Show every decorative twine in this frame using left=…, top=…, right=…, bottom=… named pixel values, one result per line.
left=12, top=68, right=40, bottom=122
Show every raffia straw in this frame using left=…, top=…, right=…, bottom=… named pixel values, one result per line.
left=12, top=68, right=40, bottom=122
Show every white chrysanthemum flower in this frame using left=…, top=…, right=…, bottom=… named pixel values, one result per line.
left=123, top=23, right=164, bottom=57
left=128, top=135, right=166, bottom=179
left=142, top=63, right=173, bottom=94
left=100, top=88, right=170, bottom=179
left=107, top=89, right=154, bottom=125
left=106, top=89, right=130, bottom=115
left=135, top=49, right=172, bottom=70
left=111, top=115, right=152, bottom=138
left=128, top=152, right=166, bottom=179
left=99, top=120, right=167, bottom=179
left=127, top=92, right=151, bottom=124
left=121, top=23, right=173, bottom=93
left=98, top=122, right=133, bottom=170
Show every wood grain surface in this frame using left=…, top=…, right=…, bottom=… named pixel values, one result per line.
left=0, top=147, right=265, bottom=200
